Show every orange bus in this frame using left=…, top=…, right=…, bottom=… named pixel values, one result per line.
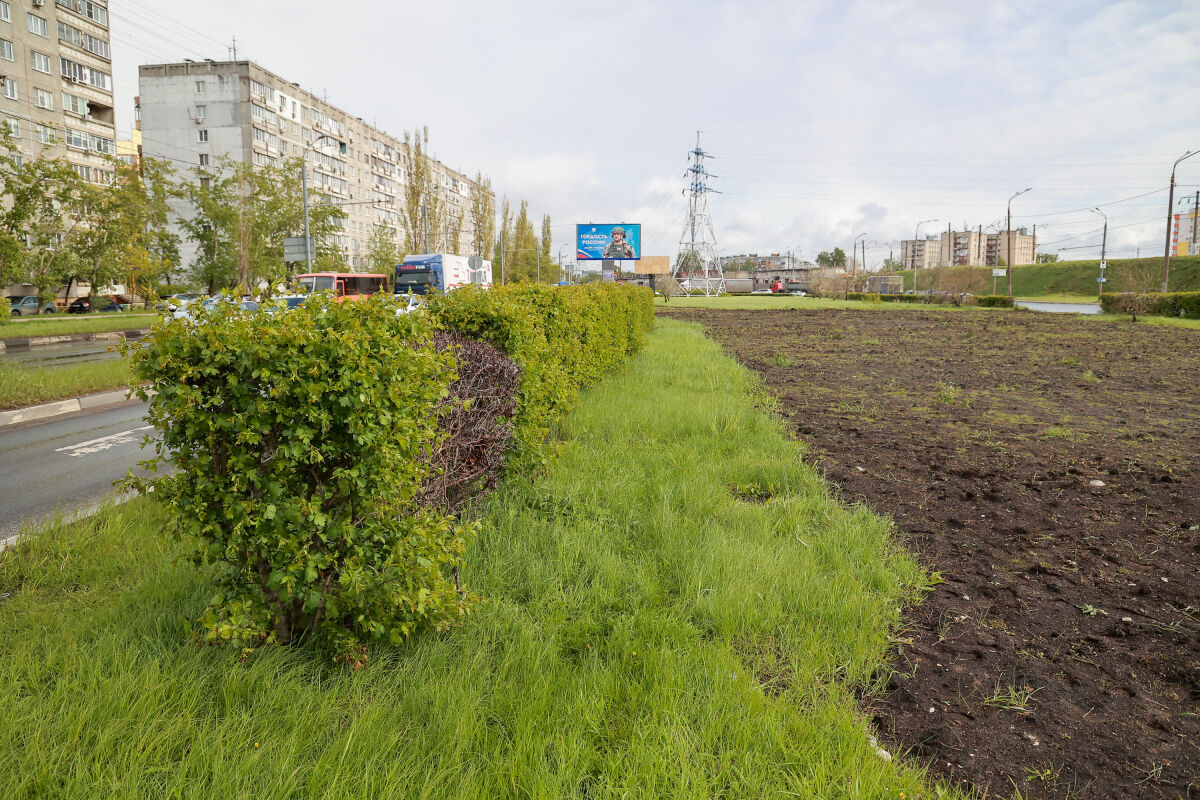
left=295, top=272, right=390, bottom=301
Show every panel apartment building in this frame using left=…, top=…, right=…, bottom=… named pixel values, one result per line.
left=901, top=228, right=1036, bottom=268
left=0, top=0, right=117, bottom=183
left=139, top=60, right=490, bottom=272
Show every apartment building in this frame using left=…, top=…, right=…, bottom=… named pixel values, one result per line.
left=139, top=60, right=491, bottom=271
left=900, top=228, right=1036, bottom=268
left=0, top=0, right=117, bottom=183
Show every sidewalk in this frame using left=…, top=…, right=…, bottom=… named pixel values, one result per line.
left=0, top=328, right=152, bottom=354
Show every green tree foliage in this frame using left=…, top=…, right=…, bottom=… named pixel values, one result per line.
left=540, top=214, right=559, bottom=283
left=179, top=157, right=345, bottom=292
left=1035, top=253, right=1060, bottom=263
left=469, top=172, right=495, bottom=259
left=510, top=201, right=538, bottom=282
left=402, top=127, right=444, bottom=255
left=493, top=198, right=513, bottom=284
left=123, top=295, right=472, bottom=662
left=816, top=248, right=846, bottom=268
left=366, top=224, right=401, bottom=274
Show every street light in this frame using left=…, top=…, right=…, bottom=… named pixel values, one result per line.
left=1006, top=188, right=1032, bottom=297
left=1162, top=150, right=1199, bottom=291
left=301, top=133, right=343, bottom=271
left=1091, top=207, right=1107, bottom=301
left=558, top=244, right=568, bottom=283
left=852, top=232, right=866, bottom=271
left=911, top=219, right=938, bottom=294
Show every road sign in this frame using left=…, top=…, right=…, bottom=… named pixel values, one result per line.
left=1097, top=277, right=1107, bottom=283
left=467, top=255, right=483, bottom=269
left=1099, top=260, right=1107, bottom=270
left=283, top=236, right=313, bottom=263
left=992, top=268, right=1006, bottom=277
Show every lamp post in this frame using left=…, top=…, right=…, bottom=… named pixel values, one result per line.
left=301, top=133, right=340, bottom=271
left=1163, top=151, right=1199, bottom=291
left=1091, top=207, right=1107, bottom=301
left=911, top=219, right=938, bottom=294
left=1006, top=188, right=1032, bottom=297
left=558, top=244, right=568, bottom=283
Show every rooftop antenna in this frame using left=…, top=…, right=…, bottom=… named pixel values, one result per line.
left=673, top=131, right=725, bottom=296
left=231, top=36, right=237, bottom=60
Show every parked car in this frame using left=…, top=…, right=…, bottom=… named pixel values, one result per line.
left=8, top=295, right=56, bottom=316
left=155, top=293, right=199, bottom=311
left=789, top=290, right=807, bottom=297
left=67, top=296, right=123, bottom=313
left=260, top=294, right=307, bottom=314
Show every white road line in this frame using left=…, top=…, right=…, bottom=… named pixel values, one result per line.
left=54, top=425, right=154, bottom=458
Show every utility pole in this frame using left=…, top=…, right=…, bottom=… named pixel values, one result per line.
left=1163, top=150, right=1198, bottom=292
left=1007, top=188, right=1032, bottom=297
left=1193, top=190, right=1199, bottom=253
left=1092, top=208, right=1107, bottom=301
left=499, top=235, right=505, bottom=285
left=911, top=219, right=937, bottom=294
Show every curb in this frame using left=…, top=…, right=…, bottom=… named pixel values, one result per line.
left=0, top=387, right=139, bottom=427
left=0, top=328, right=152, bottom=354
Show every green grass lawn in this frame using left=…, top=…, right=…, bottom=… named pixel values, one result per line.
left=658, top=294, right=989, bottom=312
left=0, top=359, right=132, bottom=410
left=0, top=313, right=159, bottom=339
left=0, top=318, right=950, bottom=799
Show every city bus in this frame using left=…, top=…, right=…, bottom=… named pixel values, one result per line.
left=295, top=272, right=390, bottom=301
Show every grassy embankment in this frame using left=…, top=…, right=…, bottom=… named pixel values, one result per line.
left=656, top=294, right=993, bottom=311
left=896, top=254, right=1200, bottom=298
left=0, top=313, right=158, bottom=339
left=0, top=318, right=951, bottom=799
left=0, top=359, right=132, bottom=410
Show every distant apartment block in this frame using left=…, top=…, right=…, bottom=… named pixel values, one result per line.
left=139, top=60, right=491, bottom=271
left=900, top=228, right=1036, bottom=268
left=0, top=0, right=118, bottom=183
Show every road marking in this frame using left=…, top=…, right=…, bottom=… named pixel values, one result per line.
left=55, top=425, right=153, bottom=458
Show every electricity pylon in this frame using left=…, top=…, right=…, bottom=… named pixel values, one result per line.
left=673, top=131, right=725, bottom=296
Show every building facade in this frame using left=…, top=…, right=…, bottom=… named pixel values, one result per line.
left=139, top=60, right=491, bottom=272
left=900, top=228, right=1036, bottom=268
left=0, top=0, right=117, bottom=183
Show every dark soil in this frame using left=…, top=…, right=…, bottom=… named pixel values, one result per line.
left=661, top=307, right=1200, bottom=798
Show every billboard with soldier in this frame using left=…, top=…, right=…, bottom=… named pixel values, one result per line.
left=576, top=223, right=641, bottom=260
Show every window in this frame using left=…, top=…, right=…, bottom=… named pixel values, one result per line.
left=32, top=51, right=51, bottom=73
left=63, top=91, right=89, bottom=115
left=0, top=37, right=12, bottom=61
left=197, top=129, right=208, bottom=142
left=60, top=57, right=109, bottom=90
left=198, top=153, right=209, bottom=166
left=0, top=2, right=9, bottom=23
left=194, top=104, right=206, bottom=120
left=65, top=128, right=87, bottom=149
left=35, top=123, right=53, bottom=144
left=5, top=117, right=19, bottom=137
left=199, top=177, right=210, bottom=190
left=56, top=1, right=107, bottom=27
left=89, top=132, right=114, bottom=155
left=1, top=77, right=15, bottom=100
left=35, top=88, right=52, bottom=109
left=57, top=21, right=109, bottom=59
left=250, top=103, right=276, bottom=126
left=249, top=79, right=274, bottom=101
left=27, top=13, right=46, bottom=37
left=195, top=80, right=205, bottom=94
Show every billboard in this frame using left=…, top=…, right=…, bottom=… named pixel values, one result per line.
left=577, top=223, right=641, bottom=261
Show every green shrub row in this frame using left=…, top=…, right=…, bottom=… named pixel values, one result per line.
left=1100, top=291, right=1200, bottom=318
left=125, top=284, right=654, bottom=662
left=425, top=282, right=655, bottom=468
left=0, top=296, right=9, bottom=322
left=974, top=294, right=1015, bottom=308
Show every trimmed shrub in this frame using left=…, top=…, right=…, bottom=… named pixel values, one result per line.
left=124, top=294, right=474, bottom=662
left=879, top=294, right=919, bottom=303
left=0, top=295, right=9, bottom=323
left=1101, top=291, right=1200, bottom=319
left=845, top=292, right=882, bottom=302
left=975, top=295, right=1014, bottom=308
left=425, top=282, right=655, bottom=468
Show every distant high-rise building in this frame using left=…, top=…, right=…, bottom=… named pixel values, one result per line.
left=900, top=228, right=1036, bottom=268
left=139, top=60, right=492, bottom=272
left=0, top=0, right=118, bottom=183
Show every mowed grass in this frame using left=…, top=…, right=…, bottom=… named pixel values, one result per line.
left=0, top=313, right=158, bottom=339
left=0, top=318, right=945, bottom=799
left=0, top=359, right=132, bottom=410
left=657, top=293, right=989, bottom=312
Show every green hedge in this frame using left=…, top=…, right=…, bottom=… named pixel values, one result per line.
left=1100, top=291, right=1200, bottom=318
left=425, top=282, right=655, bottom=468
left=975, top=295, right=1014, bottom=308
left=879, top=294, right=919, bottom=303
left=0, top=296, right=9, bottom=323
left=124, top=285, right=654, bottom=662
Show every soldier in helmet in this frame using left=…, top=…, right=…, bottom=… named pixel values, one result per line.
left=602, top=226, right=636, bottom=259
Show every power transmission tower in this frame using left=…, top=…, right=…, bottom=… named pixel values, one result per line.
left=673, top=132, right=725, bottom=296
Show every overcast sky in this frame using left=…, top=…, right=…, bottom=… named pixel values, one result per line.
left=109, top=0, right=1200, bottom=269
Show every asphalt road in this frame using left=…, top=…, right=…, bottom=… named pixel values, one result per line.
left=0, top=398, right=155, bottom=542
left=1, top=339, right=125, bottom=367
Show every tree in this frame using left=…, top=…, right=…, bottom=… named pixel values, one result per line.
left=366, top=223, right=401, bottom=274
left=540, top=214, right=558, bottom=283
left=816, top=248, right=846, bottom=268
left=179, top=156, right=345, bottom=292
left=882, top=256, right=904, bottom=272
left=510, top=200, right=537, bottom=282
left=1111, top=258, right=1162, bottom=321
left=402, top=126, right=444, bottom=255
left=468, top=172, right=495, bottom=260
left=493, top=198, right=513, bottom=284
left=1035, top=253, right=1060, bottom=263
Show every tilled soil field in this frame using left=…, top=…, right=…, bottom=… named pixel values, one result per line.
left=661, top=307, right=1200, bottom=798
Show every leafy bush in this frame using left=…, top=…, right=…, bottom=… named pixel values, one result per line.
left=425, top=282, right=654, bottom=468
left=845, top=292, right=882, bottom=302
left=879, top=294, right=919, bottom=303
left=1101, top=291, right=1200, bottom=319
left=124, top=294, right=474, bottom=662
left=0, top=295, right=9, bottom=323
left=975, top=295, right=1014, bottom=308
